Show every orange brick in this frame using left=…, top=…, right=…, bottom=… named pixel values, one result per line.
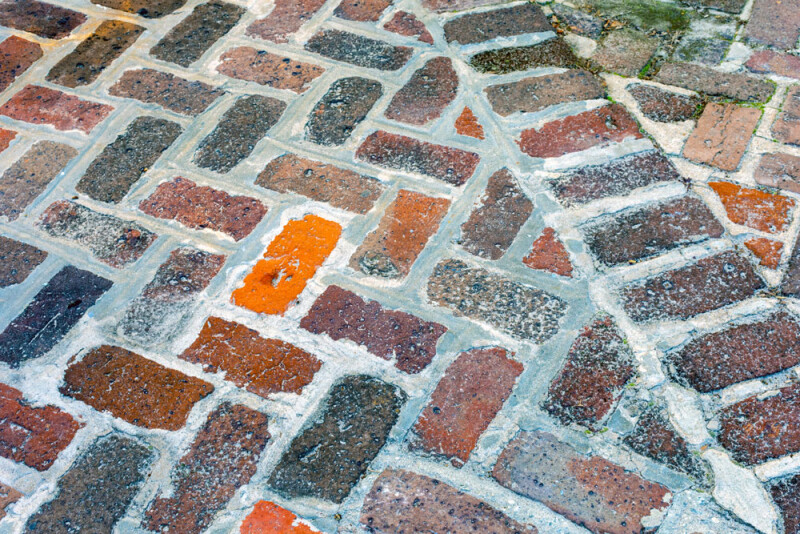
left=240, top=501, right=320, bottom=533
left=523, top=228, right=573, bottom=277
left=455, top=106, right=485, bottom=139
left=232, top=214, right=341, bottom=314
left=710, top=181, right=795, bottom=233
left=745, top=237, right=783, bottom=268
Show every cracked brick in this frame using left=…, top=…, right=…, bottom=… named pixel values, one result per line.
left=684, top=104, right=761, bottom=171
left=485, top=69, right=605, bottom=117
left=0, top=236, right=47, bottom=287
left=385, top=57, right=457, bottom=126
left=109, top=68, right=223, bottom=116
left=306, top=77, right=382, bottom=146
left=305, top=29, right=412, bottom=71
left=454, top=106, right=484, bottom=139
left=0, top=85, right=112, bottom=133
left=216, top=46, right=325, bottom=94
left=593, top=29, right=657, bottom=77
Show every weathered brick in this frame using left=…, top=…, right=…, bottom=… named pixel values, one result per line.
left=258, top=153, right=384, bottom=214
left=246, top=0, right=325, bottom=43
left=109, top=68, right=223, bottom=116
left=0, top=236, right=47, bottom=287
left=305, top=29, right=412, bottom=71
left=46, top=20, right=144, bottom=88
left=773, top=86, right=800, bottom=146
left=150, top=1, right=244, bottom=67
left=140, top=177, right=266, bottom=241
left=0, top=141, right=77, bottom=221
left=684, top=103, right=760, bottom=171
left=0, top=482, right=20, bottom=520
left=0, top=0, right=86, bottom=39
left=624, top=407, right=705, bottom=479
left=518, top=104, right=642, bottom=159
left=781, top=233, right=800, bottom=295
left=385, top=57, right=456, bottom=126
left=627, top=83, right=700, bottom=122
left=216, top=46, right=325, bottom=93
left=454, top=106, right=484, bottom=139
left=232, top=215, right=341, bottom=314
left=769, top=474, right=800, bottom=534
left=551, top=3, right=603, bottom=37
left=709, top=181, right=794, bottom=233
left=0, top=128, right=14, bottom=153
left=0, top=85, right=112, bottom=133
left=747, top=50, right=800, bottom=80
left=90, top=0, right=186, bottom=18
left=383, top=11, right=433, bottom=44
left=351, top=190, right=450, bottom=278
left=361, top=469, right=537, bottom=533
left=485, top=69, right=605, bottom=117
left=356, top=130, right=480, bottom=186
left=144, top=403, right=269, bottom=533
left=427, top=259, right=567, bottom=341
left=493, top=431, right=671, bottom=534
left=584, top=196, right=724, bottom=266
left=410, top=347, right=522, bottom=465
left=756, top=152, right=800, bottom=194
left=654, top=62, right=775, bottom=102
left=61, top=345, right=213, bottom=430
left=684, top=0, right=747, bottom=12
left=543, top=317, right=634, bottom=429
left=0, top=383, right=81, bottom=471
left=443, top=3, right=551, bottom=45
left=306, top=77, right=382, bottom=145
left=76, top=116, right=183, bottom=203
left=0, top=266, right=112, bottom=366
left=335, top=0, right=391, bottom=21
left=745, top=0, right=800, bottom=50
left=745, top=237, right=783, bottom=268
left=460, top=169, right=533, bottom=260
left=24, top=435, right=152, bottom=534
left=0, top=36, right=41, bottom=92
left=593, top=29, right=657, bottom=77
left=470, top=38, right=580, bottom=74
left=622, top=251, right=764, bottom=322
left=301, top=286, right=446, bottom=373
left=422, top=0, right=504, bottom=12
left=523, top=227, right=573, bottom=277
left=241, top=501, right=321, bottom=533
left=268, top=375, right=405, bottom=503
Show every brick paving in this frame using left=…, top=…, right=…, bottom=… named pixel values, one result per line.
left=1, top=1, right=800, bottom=533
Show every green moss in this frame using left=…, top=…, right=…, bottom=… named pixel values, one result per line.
left=584, top=0, right=692, bottom=33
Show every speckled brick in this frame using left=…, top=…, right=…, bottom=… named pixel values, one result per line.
left=710, top=180, right=794, bottom=233
left=593, top=29, right=657, bottom=77
left=383, top=11, right=433, bottom=44
left=0, top=128, right=14, bottom=153
left=443, top=3, right=551, bottom=45
left=654, top=62, right=775, bottom=102
left=684, top=104, right=760, bottom=171
left=485, top=70, right=605, bottom=117
left=773, top=86, right=800, bottom=146
left=551, top=3, right=603, bottom=37
left=241, top=501, right=321, bottom=533
left=624, top=407, right=705, bottom=479
left=0, top=482, right=20, bottom=520
left=781, top=233, right=800, bottom=296
left=0, top=236, right=46, bottom=287
left=0, top=36, right=41, bottom=92
left=109, top=69, right=223, bottom=116
left=422, top=0, right=505, bottom=12
left=334, top=0, right=391, bottom=21
left=268, top=375, right=405, bottom=503
left=216, top=46, right=325, bottom=94
left=455, top=106, right=484, bottom=139
left=0, top=85, right=112, bottom=133
left=747, top=50, right=800, bottom=80
left=627, top=83, right=700, bottom=122
left=385, top=57, right=456, bottom=126
left=305, top=29, right=412, bottom=71
left=470, top=38, right=580, bottom=74
left=306, top=77, right=382, bottom=145
left=745, top=237, right=783, bottom=268
left=523, top=227, right=573, bottom=277
left=0, top=0, right=86, bottom=39
left=745, top=0, right=800, bottom=50
left=90, top=0, right=186, bottom=18
left=755, top=152, right=800, bottom=194
left=769, top=474, right=800, bottom=534
left=247, top=0, right=326, bottom=43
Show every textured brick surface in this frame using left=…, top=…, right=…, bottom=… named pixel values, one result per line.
left=109, top=69, right=223, bottom=116
left=383, top=11, right=433, bottom=44
left=240, top=501, right=321, bottom=533
left=769, top=475, right=800, bottom=534
left=385, top=57, right=457, bottom=126
left=655, top=62, right=775, bottom=102
left=334, top=0, right=391, bottom=21
left=305, top=30, right=413, bottom=71
left=0, top=482, right=21, bottom=520
left=216, top=46, right=325, bottom=93
left=756, top=152, right=800, bottom=194
left=306, top=77, right=382, bottom=145
left=470, top=38, right=580, bottom=74
left=0, top=36, right=41, bottom=92
left=745, top=0, right=800, bottom=50
left=709, top=180, right=794, bottom=233
left=443, top=3, right=551, bottom=45
left=624, top=407, right=705, bottom=479
left=773, top=86, right=800, bottom=146
left=247, top=0, right=326, bottom=43
left=684, top=104, right=761, bottom=171
left=454, top=106, right=484, bottom=139
left=91, top=0, right=186, bottom=18
left=0, top=0, right=86, bottom=39
left=0, top=236, right=46, bottom=287
left=485, top=70, right=605, bottom=117
left=523, top=227, right=573, bottom=277
left=1, top=85, right=112, bottom=133
left=747, top=50, right=800, bottom=80
left=627, top=83, right=700, bottom=122
left=745, top=237, right=783, bottom=268
left=593, top=29, right=657, bottom=77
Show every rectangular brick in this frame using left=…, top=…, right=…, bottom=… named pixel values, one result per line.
left=300, top=286, right=446, bottom=374
left=745, top=0, right=800, bottom=50
left=773, top=85, right=800, bottom=146
left=470, top=38, right=580, bottom=74
left=0, top=382, right=81, bottom=470
left=308, top=77, right=383, bottom=145
left=756, top=152, right=800, bottom=194
left=0, top=85, right=113, bottom=133
left=0, top=482, right=20, bottom=520
left=145, top=403, right=270, bottom=533
left=0, top=0, right=86, bottom=39
left=305, top=29, right=412, bottom=71
left=46, top=20, right=144, bottom=88
left=38, top=200, right=157, bottom=268
left=0, top=36, right=42, bottom=92
left=654, top=62, right=775, bottom=102
left=423, top=0, right=517, bottom=13
left=91, top=0, right=186, bottom=18
left=268, top=375, right=405, bottom=503
left=109, top=68, right=223, bottom=116
left=246, top=0, right=326, bottom=43
left=709, top=180, right=794, bottom=233
left=444, top=3, right=551, bottom=45
left=216, top=46, right=325, bottom=93
left=485, top=70, right=605, bottom=117
left=747, top=50, right=800, bottom=80
left=0, top=266, right=112, bottom=366
left=684, top=103, right=760, bottom=171
left=385, top=57, right=456, bottom=126
left=0, top=236, right=47, bottom=287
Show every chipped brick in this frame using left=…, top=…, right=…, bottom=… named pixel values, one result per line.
left=216, top=46, right=325, bottom=93
left=756, top=152, right=800, bottom=194
left=383, top=11, right=433, bottom=44
left=0, top=236, right=46, bottom=287
left=386, top=57, right=456, bottom=126
left=91, top=0, right=186, bottom=18
left=769, top=474, right=800, bottom=534
left=593, top=29, right=657, bottom=77
left=443, top=3, right=551, bottom=45
left=454, top=106, right=484, bottom=139
left=624, top=407, right=705, bottom=479
left=307, top=77, right=382, bottom=145
left=773, top=85, right=800, bottom=146
left=745, top=237, right=783, bottom=268
left=710, top=180, right=794, bottom=233
left=654, top=62, right=775, bottom=102
left=0, top=0, right=86, bottom=39
left=470, top=38, right=580, bottom=74
left=684, top=103, right=760, bottom=171
left=0, top=85, right=112, bottom=133
left=747, top=50, right=800, bottom=80
left=745, top=0, right=800, bottom=50
left=335, top=0, right=391, bottom=21
left=0, top=482, right=20, bottom=520
left=523, top=227, right=573, bottom=277
left=485, top=69, right=605, bottom=117
left=0, top=36, right=41, bottom=92
left=246, top=0, right=326, bottom=43
left=241, top=501, right=320, bottom=534
left=305, top=29, right=412, bottom=71
left=627, top=83, right=700, bottom=122
left=109, top=68, right=223, bottom=116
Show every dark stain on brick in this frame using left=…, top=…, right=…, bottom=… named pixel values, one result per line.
left=385, top=57, right=457, bottom=126
left=109, top=68, right=223, bottom=116
left=0, top=0, right=86, bottom=39
left=305, top=29, right=412, bottom=71
left=444, top=3, right=551, bottom=45
left=0, top=236, right=47, bottom=287
left=306, top=77, right=382, bottom=146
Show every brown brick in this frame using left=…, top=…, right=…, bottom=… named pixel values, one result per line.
left=90, top=0, right=186, bottom=18
left=460, top=168, right=533, bottom=260
left=0, top=85, right=112, bottom=133
left=306, top=77, right=382, bottom=145
left=755, top=152, right=800, bottom=194
left=356, top=130, right=480, bottom=186
left=773, top=86, right=800, bottom=146
left=523, top=227, right=573, bottom=277
left=485, top=69, right=605, bottom=117
left=140, top=177, right=266, bottom=241
left=0, top=236, right=46, bottom=287
left=454, top=106, right=484, bottom=139
left=745, top=237, right=783, bottom=269
left=410, top=347, right=522, bottom=465
left=301, top=285, right=447, bottom=374
left=305, top=29, right=412, bottom=71
left=745, top=0, right=800, bottom=50
left=0, top=382, right=81, bottom=471
left=0, top=0, right=86, bottom=39
left=593, top=29, right=657, bottom=77
left=654, top=62, right=775, bottom=102
left=746, top=50, right=800, bottom=80
left=0, top=36, right=42, bottom=92
left=246, top=0, right=326, bottom=43
left=709, top=181, right=794, bottom=233
left=109, top=68, right=223, bottom=116
left=334, top=0, right=390, bottom=21
left=144, top=403, right=270, bottom=533
left=385, top=57, right=457, bottom=126
left=443, top=3, right=551, bottom=45
left=383, top=11, right=433, bottom=44
left=350, top=189, right=450, bottom=278
left=684, top=103, right=760, bottom=171
left=0, top=482, right=20, bottom=520
left=769, top=474, right=800, bottom=534
left=493, top=431, right=672, bottom=534
left=627, top=83, right=701, bottom=122
left=361, top=469, right=537, bottom=533
left=216, top=46, right=325, bottom=94
left=470, top=38, right=580, bottom=74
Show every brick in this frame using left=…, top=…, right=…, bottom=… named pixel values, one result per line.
left=335, top=0, right=391, bottom=21
left=305, top=29, right=412, bottom=71
left=543, top=317, right=634, bottom=429
left=361, top=469, right=537, bottom=533
left=140, top=177, right=266, bottom=241
left=0, top=141, right=77, bottom=221
left=0, top=236, right=47, bottom=287
left=410, top=347, right=522, bottom=465
left=422, top=0, right=506, bottom=12
left=470, top=38, right=580, bottom=74
left=684, top=0, right=747, bottom=12
left=443, top=3, right=551, bottom=45
left=782, top=233, right=800, bottom=295
left=454, top=106, right=484, bottom=139
left=745, top=0, right=800, bottom=50
left=747, top=50, right=800, bottom=80
left=257, top=153, right=385, bottom=214
left=109, top=68, right=223, bottom=116
left=684, top=103, right=760, bottom=171
left=0, top=85, right=112, bottom=133
left=427, top=259, right=567, bottom=341
left=593, top=29, right=656, bottom=77
left=549, top=150, right=681, bottom=206
left=301, top=286, right=446, bottom=373
left=0, top=482, right=20, bottom=520
left=216, top=46, right=324, bottom=94
left=460, top=169, right=533, bottom=260
left=350, top=189, right=450, bottom=278
left=584, top=196, right=724, bottom=266
left=0, top=0, right=86, bottom=39
left=0, top=128, right=14, bottom=153
left=518, top=104, right=642, bottom=159
left=232, top=215, right=340, bottom=315
left=356, top=130, right=480, bottom=186
left=246, top=0, right=326, bottom=43
left=385, top=57, right=456, bottom=126
left=773, top=86, right=800, bottom=146
left=194, top=95, right=286, bottom=173
left=0, top=383, right=81, bottom=471
left=622, top=251, right=764, bottom=322
left=485, top=69, right=605, bottom=117
left=0, top=266, right=112, bottom=366
left=709, top=181, right=794, bottom=233
left=654, top=62, right=775, bottom=102
left=24, top=435, right=152, bottom=534
left=0, top=36, right=42, bottom=92
left=383, top=11, right=433, bottom=44
left=307, top=77, right=382, bottom=145
left=150, top=1, right=244, bottom=67
left=46, top=20, right=144, bottom=88
left=90, top=0, right=186, bottom=18
left=241, top=501, right=321, bottom=534
left=551, top=4, right=603, bottom=38
left=627, top=83, right=700, bottom=122
left=770, top=474, right=800, bottom=534
left=523, top=227, right=573, bottom=277
left=76, top=116, right=183, bottom=204
left=719, top=382, right=800, bottom=464
left=745, top=237, right=783, bottom=269
left=755, top=152, right=800, bottom=194
left=493, top=431, right=671, bottom=534
left=268, top=375, right=405, bottom=503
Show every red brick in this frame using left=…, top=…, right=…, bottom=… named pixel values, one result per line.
left=0, top=382, right=81, bottom=471
left=0, top=236, right=47, bottom=287
left=654, top=62, right=775, bottom=102
left=485, top=69, right=605, bottom=117
left=0, top=85, right=112, bottom=133
left=0, top=0, right=86, bottom=39
left=769, top=474, right=800, bottom=534
left=0, top=482, right=20, bottom=520
left=61, top=345, right=213, bottom=431
left=383, top=11, right=433, bottom=44
left=350, top=189, right=450, bottom=278
left=745, top=0, right=800, bottom=50
left=454, top=106, right=484, bottom=139
left=385, top=57, right=457, bottom=126
left=247, top=0, right=326, bottom=43
left=216, top=46, right=325, bottom=94
left=745, top=237, right=783, bottom=268
left=747, top=50, right=800, bottom=80
left=685, top=103, right=760, bottom=171
left=773, top=85, right=800, bottom=146
left=755, top=152, right=800, bottom=194
left=0, top=128, right=14, bottom=153
left=0, top=36, right=41, bottom=92
left=709, top=181, right=794, bottom=233
left=523, top=227, right=573, bottom=277
left=335, top=0, right=391, bottom=21
left=240, top=501, right=320, bottom=533
left=410, top=347, right=522, bottom=465
left=518, top=104, right=642, bottom=158
left=109, top=68, right=223, bottom=116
